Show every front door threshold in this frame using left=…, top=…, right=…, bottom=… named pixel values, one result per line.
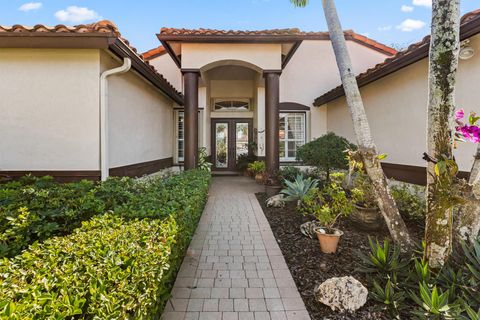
left=212, top=171, right=241, bottom=176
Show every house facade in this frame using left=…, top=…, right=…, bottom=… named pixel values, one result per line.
left=1, top=9, right=479, bottom=184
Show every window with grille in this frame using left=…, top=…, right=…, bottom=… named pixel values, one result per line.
left=176, top=111, right=184, bottom=162
left=279, top=113, right=306, bottom=161
left=213, top=98, right=250, bottom=111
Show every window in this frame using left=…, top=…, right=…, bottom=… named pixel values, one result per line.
left=176, top=111, right=184, bottom=162
left=213, top=98, right=250, bottom=111
left=279, top=113, right=306, bottom=161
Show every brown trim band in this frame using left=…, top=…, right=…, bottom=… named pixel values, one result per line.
left=0, top=170, right=100, bottom=183
left=381, top=162, right=469, bottom=186
left=263, top=69, right=282, bottom=76
left=1, top=157, right=174, bottom=183
left=109, top=157, right=173, bottom=177
left=181, top=68, right=201, bottom=74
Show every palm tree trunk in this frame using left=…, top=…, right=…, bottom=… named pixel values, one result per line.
left=424, top=0, right=461, bottom=268
left=455, top=145, right=480, bottom=243
left=321, top=0, right=413, bottom=250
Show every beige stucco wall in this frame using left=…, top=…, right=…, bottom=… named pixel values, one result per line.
left=100, top=51, right=175, bottom=168
left=325, top=33, right=480, bottom=172
left=0, top=48, right=100, bottom=171
left=148, top=53, right=183, bottom=92
left=181, top=43, right=282, bottom=71
left=281, top=40, right=390, bottom=141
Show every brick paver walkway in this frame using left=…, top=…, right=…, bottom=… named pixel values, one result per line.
left=162, top=176, right=310, bottom=320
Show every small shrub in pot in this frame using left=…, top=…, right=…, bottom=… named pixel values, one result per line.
left=299, top=172, right=353, bottom=253
left=248, top=161, right=266, bottom=183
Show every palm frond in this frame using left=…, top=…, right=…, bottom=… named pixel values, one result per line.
left=290, top=0, right=309, bottom=8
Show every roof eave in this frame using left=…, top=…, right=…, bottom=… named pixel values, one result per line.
left=313, top=12, right=480, bottom=106
left=0, top=32, right=116, bottom=49
left=109, top=39, right=184, bottom=105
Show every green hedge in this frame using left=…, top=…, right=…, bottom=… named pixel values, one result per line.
left=0, top=175, right=148, bottom=258
left=0, top=170, right=210, bottom=319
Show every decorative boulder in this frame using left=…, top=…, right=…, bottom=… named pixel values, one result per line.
left=314, top=276, right=368, bottom=313
left=266, top=194, right=285, bottom=208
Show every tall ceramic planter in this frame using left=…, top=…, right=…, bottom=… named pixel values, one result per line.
left=350, top=205, right=383, bottom=231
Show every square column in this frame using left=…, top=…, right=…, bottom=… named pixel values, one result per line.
left=263, top=70, right=281, bottom=178
left=183, top=70, right=200, bottom=170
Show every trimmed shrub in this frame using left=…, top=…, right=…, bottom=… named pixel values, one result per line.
left=296, top=132, right=356, bottom=180
left=279, top=166, right=302, bottom=183
left=0, top=170, right=210, bottom=319
left=0, top=177, right=107, bottom=258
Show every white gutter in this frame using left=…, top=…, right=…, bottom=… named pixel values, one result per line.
left=100, top=57, right=131, bottom=181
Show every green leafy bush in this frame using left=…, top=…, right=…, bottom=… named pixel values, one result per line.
left=391, top=183, right=426, bottom=221
left=296, top=132, right=356, bottom=180
left=0, top=177, right=108, bottom=257
left=298, top=173, right=353, bottom=230
left=0, top=170, right=211, bottom=319
left=279, top=166, right=302, bottom=183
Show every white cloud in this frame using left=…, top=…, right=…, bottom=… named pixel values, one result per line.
left=18, top=2, right=42, bottom=12
left=412, top=0, right=432, bottom=7
left=54, top=6, right=101, bottom=23
left=378, top=25, right=392, bottom=31
left=401, top=5, right=414, bottom=12
left=396, top=19, right=426, bottom=32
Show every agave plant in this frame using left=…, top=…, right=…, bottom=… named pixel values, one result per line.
left=463, top=303, right=480, bottom=320
left=356, top=237, right=409, bottom=278
left=410, top=282, right=461, bottom=319
left=280, top=174, right=318, bottom=204
left=370, top=278, right=406, bottom=319
left=461, top=237, right=480, bottom=308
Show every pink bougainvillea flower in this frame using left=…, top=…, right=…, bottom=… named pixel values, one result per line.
left=455, top=108, right=465, bottom=120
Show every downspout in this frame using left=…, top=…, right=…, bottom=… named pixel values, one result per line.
left=100, top=57, right=131, bottom=181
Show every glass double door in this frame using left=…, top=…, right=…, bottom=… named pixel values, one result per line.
left=212, top=119, right=253, bottom=171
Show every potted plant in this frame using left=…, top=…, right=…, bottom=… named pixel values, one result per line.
left=248, top=161, right=265, bottom=183
left=237, top=153, right=257, bottom=177
left=348, top=172, right=382, bottom=230
left=346, top=152, right=384, bottom=230
left=299, top=172, right=353, bottom=253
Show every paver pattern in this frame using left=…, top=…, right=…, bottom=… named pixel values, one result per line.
left=162, top=177, right=311, bottom=320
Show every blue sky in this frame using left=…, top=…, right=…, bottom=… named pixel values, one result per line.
left=2, top=0, right=479, bottom=53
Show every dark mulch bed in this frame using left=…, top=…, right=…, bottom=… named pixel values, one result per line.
left=256, top=193, right=423, bottom=320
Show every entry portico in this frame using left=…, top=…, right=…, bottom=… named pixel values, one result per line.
left=156, top=30, right=302, bottom=177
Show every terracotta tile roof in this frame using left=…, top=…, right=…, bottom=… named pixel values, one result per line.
left=158, top=27, right=397, bottom=56
left=314, top=9, right=480, bottom=106
left=142, top=46, right=167, bottom=60
left=160, top=27, right=305, bottom=36
left=0, top=20, right=120, bottom=35
left=0, top=20, right=183, bottom=104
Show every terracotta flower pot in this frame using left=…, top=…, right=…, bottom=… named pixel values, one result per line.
left=350, top=204, right=383, bottom=231
left=255, top=173, right=264, bottom=184
left=315, top=227, right=344, bottom=254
